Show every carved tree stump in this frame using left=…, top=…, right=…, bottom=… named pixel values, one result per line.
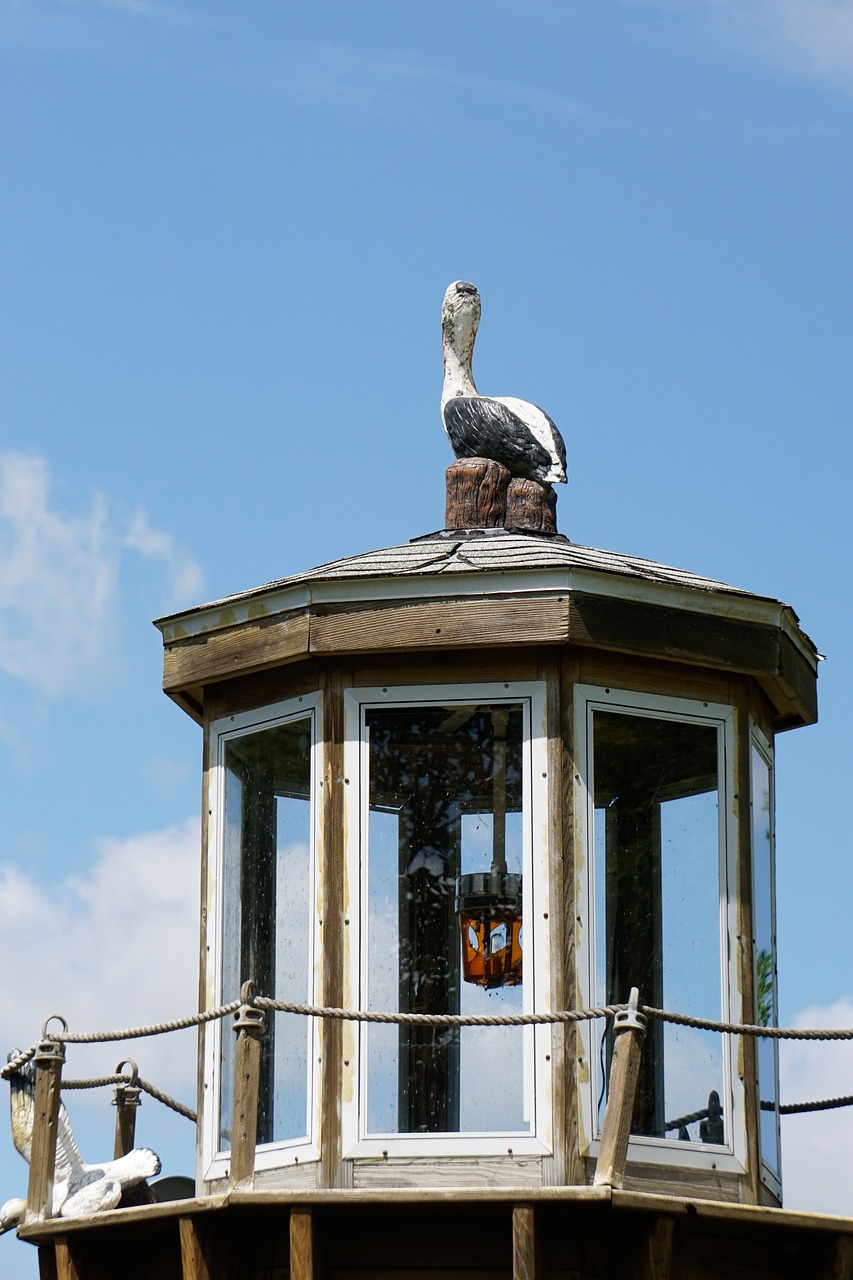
left=445, top=458, right=509, bottom=529
left=506, top=477, right=558, bottom=534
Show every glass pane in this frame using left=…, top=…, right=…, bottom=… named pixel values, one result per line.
left=752, top=741, right=780, bottom=1178
left=219, top=715, right=312, bottom=1151
left=592, top=709, right=725, bottom=1144
left=364, top=703, right=529, bottom=1135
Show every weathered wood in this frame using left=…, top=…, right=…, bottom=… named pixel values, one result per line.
left=824, top=1233, right=853, bottom=1279
left=163, top=609, right=310, bottom=692
left=352, top=1157, right=544, bottom=1189
left=636, top=1217, right=674, bottom=1280
left=568, top=592, right=816, bottom=728
left=560, top=649, right=586, bottom=1188
left=290, top=1207, right=317, bottom=1280
left=53, top=1238, right=83, bottom=1280
left=179, top=1216, right=216, bottom=1280
left=735, top=698, right=762, bottom=1207
left=321, top=660, right=352, bottom=1190
left=506, top=478, right=557, bottom=534
left=512, top=1204, right=538, bottom=1280
left=112, top=1077, right=140, bottom=1159
left=540, top=652, right=566, bottom=1189
left=38, top=1244, right=59, bottom=1280
left=27, top=1038, right=66, bottom=1223
left=593, top=992, right=646, bottom=1190
left=310, top=595, right=569, bottom=654
left=229, top=994, right=266, bottom=1189
left=445, top=457, right=509, bottom=528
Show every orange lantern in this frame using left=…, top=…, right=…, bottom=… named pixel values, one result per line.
left=455, top=871, right=523, bottom=988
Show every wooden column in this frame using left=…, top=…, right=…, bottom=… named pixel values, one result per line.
left=26, top=1031, right=66, bottom=1223
left=512, top=1205, right=539, bottom=1280
left=229, top=982, right=266, bottom=1189
left=593, top=989, right=646, bottom=1190
left=290, top=1207, right=318, bottom=1280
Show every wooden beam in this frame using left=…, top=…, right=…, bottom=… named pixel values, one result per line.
left=179, top=1216, right=217, bottom=1280
left=26, top=1038, right=66, bottom=1223
left=636, top=1217, right=674, bottom=1280
left=593, top=991, right=646, bottom=1190
left=512, top=1204, right=539, bottom=1280
left=163, top=609, right=310, bottom=692
left=290, top=1207, right=318, bottom=1280
left=309, top=595, right=569, bottom=655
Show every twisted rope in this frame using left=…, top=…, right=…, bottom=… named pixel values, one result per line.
left=62, top=1073, right=197, bottom=1121
left=642, top=1006, right=853, bottom=1041
left=58, top=999, right=243, bottom=1046
left=254, top=996, right=625, bottom=1027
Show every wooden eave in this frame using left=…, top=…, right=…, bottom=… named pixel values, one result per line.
left=155, top=546, right=819, bottom=731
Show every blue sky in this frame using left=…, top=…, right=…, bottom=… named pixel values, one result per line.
left=1, top=1, right=853, bottom=1271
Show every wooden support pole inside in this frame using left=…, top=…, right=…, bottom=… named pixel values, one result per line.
left=593, top=988, right=647, bottom=1190
left=512, top=1204, right=539, bottom=1280
left=112, top=1059, right=141, bottom=1159
left=290, top=1207, right=318, bottom=1280
left=179, top=1216, right=217, bottom=1280
left=229, top=981, right=266, bottom=1189
left=26, top=1032, right=66, bottom=1223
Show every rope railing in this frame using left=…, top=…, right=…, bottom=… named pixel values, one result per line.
left=10, top=984, right=853, bottom=1220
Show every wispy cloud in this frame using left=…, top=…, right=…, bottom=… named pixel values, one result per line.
left=780, top=996, right=853, bottom=1213
left=0, top=451, right=203, bottom=697
left=252, top=44, right=583, bottom=120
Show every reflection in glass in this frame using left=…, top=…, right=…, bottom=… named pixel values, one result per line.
left=365, top=703, right=528, bottom=1135
left=752, top=740, right=780, bottom=1180
left=592, top=710, right=725, bottom=1144
left=219, top=716, right=312, bottom=1151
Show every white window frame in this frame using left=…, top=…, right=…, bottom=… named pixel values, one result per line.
left=750, top=723, right=782, bottom=1199
left=202, top=692, right=323, bottom=1182
left=342, top=681, right=553, bottom=1160
left=574, top=684, right=746, bottom=1175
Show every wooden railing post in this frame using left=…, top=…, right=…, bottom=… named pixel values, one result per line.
left=112, top=1058, right=141, bottom=1158
left=593, top=988, right=647, bottom=1190
left=26, top=1021, right=67, bottom=1223
left=229, top=981, right=266, bottom=1189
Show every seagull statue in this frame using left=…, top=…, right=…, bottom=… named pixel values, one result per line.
left=441, top=280, right=567, bottom=485
left=0, top=1052, right=161, bottom=1232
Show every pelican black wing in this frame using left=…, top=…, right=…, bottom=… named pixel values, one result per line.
left=443, top=397, right=554, bottom=479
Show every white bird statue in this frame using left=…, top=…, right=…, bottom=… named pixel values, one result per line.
left=441, top=280, right=567, bottom=485
left=0, top=1052, right=161, bottom=1232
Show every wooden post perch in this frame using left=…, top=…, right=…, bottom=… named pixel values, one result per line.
left=112, top=1059, right=142, bottom=1159
left=445, top=458, right=509, bottom=529
left=26, top=1026, right=67, bottom=1223
left=506, top=478, right=557, bottom=534
left=593, top=988, right=647, bottom=1190
left=229, top=981, right=266, bottom=1189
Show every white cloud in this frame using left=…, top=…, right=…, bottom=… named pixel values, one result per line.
left=0, top=451, right=202, bottom=697
left=780, top=996, right=853, bottom=1214
left=0, top=817, right=201, bottom=1094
